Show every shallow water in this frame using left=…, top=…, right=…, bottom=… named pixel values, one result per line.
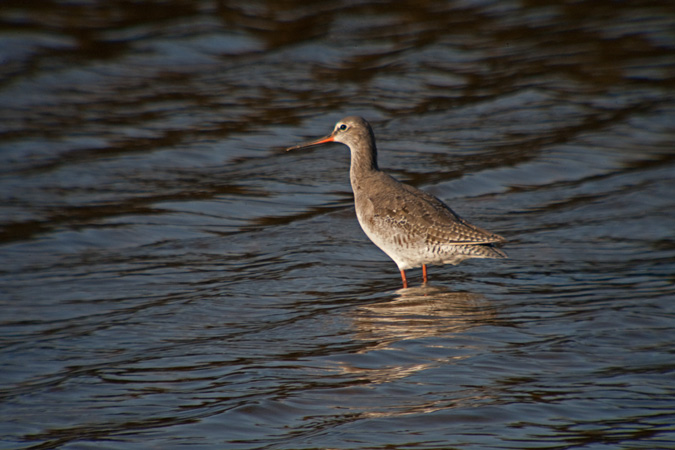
left=1, top=1, right=674, bottom=449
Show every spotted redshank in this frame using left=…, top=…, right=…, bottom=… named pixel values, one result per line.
left=286, top=116, right=506, bottom=288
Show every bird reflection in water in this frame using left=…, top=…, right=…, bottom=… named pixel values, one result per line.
left=352, top=285, right=497, bottom=349
left=318, top=286, right=500, bottom=418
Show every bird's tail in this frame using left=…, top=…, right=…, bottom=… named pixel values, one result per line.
left=457, top=243, right=508, bottom=259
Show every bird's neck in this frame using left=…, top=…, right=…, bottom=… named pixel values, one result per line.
left=349, top=142, right=379, bottom=181
left=349, top=142, right=380, bottom=199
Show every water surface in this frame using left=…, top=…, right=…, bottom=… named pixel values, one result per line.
left=1, top=1, right=674, bottom=449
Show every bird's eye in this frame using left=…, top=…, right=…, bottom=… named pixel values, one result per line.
left=339, top=124, right=347, bottom=131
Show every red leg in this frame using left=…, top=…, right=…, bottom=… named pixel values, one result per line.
left=422, top=264, right=428, bottom=284
left=400, top=269, right=408, bottom=288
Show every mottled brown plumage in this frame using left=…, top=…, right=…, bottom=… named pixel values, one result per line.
left=286, top=116, right=506, bottom=288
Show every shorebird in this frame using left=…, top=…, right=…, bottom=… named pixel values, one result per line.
left=286, top=116, right=506, bottom=288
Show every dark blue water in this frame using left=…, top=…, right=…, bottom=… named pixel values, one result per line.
left=1, top=1, right=674, bottom=449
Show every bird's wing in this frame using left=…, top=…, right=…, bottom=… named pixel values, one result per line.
left=367, top=174, right=506, bottom=245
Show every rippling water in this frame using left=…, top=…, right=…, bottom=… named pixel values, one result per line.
left=1, top=1, right=674, bottom=449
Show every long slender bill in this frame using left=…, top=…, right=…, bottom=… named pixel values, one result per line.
left=286, top=133, right=335, bottom=151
